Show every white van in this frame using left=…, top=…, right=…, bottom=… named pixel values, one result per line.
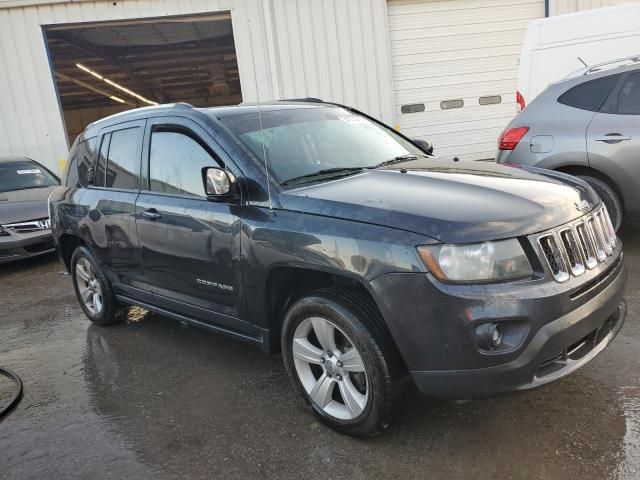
left=517, top=3, right=640, bottom=111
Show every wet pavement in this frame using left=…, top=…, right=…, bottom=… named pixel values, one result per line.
left=1, top=228, right=639, bottom=480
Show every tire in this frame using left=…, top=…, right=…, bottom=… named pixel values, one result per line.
left=281, top=288, right=403, bottom=437
left=578, top=175, right=623, bottom=231
left=70, top=246, right=124, bottom=326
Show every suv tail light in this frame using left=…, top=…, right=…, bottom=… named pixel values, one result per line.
left=516, top=91, right=525, bottom=112
left=498, top=126, right=529, bottom=151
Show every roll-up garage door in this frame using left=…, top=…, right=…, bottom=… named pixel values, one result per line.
left=388, top=0, right=544, bottom=160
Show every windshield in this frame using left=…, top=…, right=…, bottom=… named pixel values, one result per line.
left=219, top=106, right=425, bottom=186
left=0, top=160, right=59, bottom=193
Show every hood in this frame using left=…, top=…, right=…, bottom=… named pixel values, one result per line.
left=278, top=159, right=597, bottom=243
left=0, top=186, right=56, bottom=224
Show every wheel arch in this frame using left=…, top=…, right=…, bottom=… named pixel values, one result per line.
left=553, top=164, right=625, bottom=211
left=263, top=266, right=388, bottom=354
left=58, top=233, right=86, bottom=271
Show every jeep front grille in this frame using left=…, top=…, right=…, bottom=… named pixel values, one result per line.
left=536, top=206, right=616, bottom=283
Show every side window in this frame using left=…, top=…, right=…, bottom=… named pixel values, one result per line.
left=615, top=72, right=640, bottom=114
left=149, top=130, right=219, bottom=197
left=76, top=137, right=97, bottom=187
left=95, top=133, right=110, bottom=187
left=558, top=75, right=620, bottom=112
left=105, top=127, right=141, bottom=189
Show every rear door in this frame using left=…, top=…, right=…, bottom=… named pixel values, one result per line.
left=135, top=116, right=250, bottom=333
left=79, top=120, right=146, bottom=298
left=587, top=70, right=640, bottom=214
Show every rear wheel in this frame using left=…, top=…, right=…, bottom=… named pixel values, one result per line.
left=578, top=175, right=623, bottom=231
left=281, top=289, right=402, bottom=437
left=71, top=246, right=124, bottom=326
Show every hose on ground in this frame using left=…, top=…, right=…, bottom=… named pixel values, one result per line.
left=0, top=367, right=23, bottom=420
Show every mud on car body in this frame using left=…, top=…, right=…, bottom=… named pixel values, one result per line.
left=49, top=101, right=627, bottom=437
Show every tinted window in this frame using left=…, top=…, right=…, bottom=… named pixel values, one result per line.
left=76, top=137, right=98, bottom=187
left=105, top=127, right=141, bottom=189
left=616, top=72, right=640, bottom=114
left=149, top=130, right=219, bottom=197
left=65, top=156, right=78, bottom=187
left=95, top=134, right=110, bottom=187
left=0, top=160, right=59, bottom=193
left=558, top=75, right=620, bottom=112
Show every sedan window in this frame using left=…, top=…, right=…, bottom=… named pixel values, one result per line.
left=0, top=161, right=59, bottom=193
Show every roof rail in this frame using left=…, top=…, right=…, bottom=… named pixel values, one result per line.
left=584, top=54, right=640, bottom=75
left=278, top=97, right=325, bottom=103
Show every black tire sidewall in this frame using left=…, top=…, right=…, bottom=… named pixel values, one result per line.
left=281, top=294, right=393, bottom=437
left=578, top=175, right=623, bottom=231
left=70, top=246, right=122, bottom=326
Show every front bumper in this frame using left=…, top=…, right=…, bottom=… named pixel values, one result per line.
left=0, top=230, right=55, bottom=264
left=370, top=251, right=627, bottom=398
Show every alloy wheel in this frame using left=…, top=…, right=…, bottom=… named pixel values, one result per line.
left=75, top=258, right=103, bottom=315
left=292, top=316, right=369, bottom=420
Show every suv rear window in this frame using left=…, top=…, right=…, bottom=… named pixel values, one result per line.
left=104, top=127, right=141, bottom=189
left=76, top=137, right=97, bottom=187
left=558, top=75, right=620, bottom=112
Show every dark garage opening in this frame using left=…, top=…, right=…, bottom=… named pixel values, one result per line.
left=45, top=13, right=242, bottom=146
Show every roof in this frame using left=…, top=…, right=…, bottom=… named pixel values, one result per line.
left=0, top=156, right=33, bottom=163
left=86, top=99, right=337, bottom=129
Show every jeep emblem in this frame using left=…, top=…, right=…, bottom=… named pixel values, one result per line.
left=575, top=200, right=591, bottom=212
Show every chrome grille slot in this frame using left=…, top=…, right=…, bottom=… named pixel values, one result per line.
left=575, top=222, right=598, bottom=269
left=595, top=210, right=613, bottom=255
left=538, top=234, right=570, bottom=282
left=586, top=216, right=607, bottom=262
left=559, top=228, right=585, bottom=276
left=602, top=206, right=617, bottom=248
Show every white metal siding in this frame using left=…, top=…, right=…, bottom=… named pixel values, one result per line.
left=388, top=0, right=545, bottom=160
left=268, top=0, right=395, bottom=124
left=548, top=0, right=629, bottom=16
left=0, top=0, right=395, bottom=174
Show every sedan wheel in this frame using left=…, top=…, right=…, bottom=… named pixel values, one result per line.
left=292, top=316, right=369, bottom=420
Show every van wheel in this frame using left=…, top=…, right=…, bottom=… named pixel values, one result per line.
left=281, top=289, right=402, bottom=437
left=578, top=175, right=623, bottom=231
left=71, top=246, right=124, bottom=326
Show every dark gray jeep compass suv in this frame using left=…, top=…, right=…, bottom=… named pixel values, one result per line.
left=49, top=101, right=627, bottom=437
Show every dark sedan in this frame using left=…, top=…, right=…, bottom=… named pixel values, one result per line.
left=0, top=157, right=59, bottom=264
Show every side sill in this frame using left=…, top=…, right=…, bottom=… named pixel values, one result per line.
left=115, top=294, right=267, bottom=349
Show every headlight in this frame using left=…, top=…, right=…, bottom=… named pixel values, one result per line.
left=0, top=226, right=10, bottom=237
left=417, top=238, right=533, bottom=283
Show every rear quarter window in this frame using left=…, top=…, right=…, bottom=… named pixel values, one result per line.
left=558, top=74, right=620, bottom=112
left=76, top=137, right=98, bottom=186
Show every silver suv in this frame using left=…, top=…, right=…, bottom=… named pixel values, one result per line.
left=496, top=57, right=640, bottom=230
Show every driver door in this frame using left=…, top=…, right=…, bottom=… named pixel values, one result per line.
left=135, top=116, right=250, bottom=333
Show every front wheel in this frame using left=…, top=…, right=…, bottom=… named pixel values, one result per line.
left=281, top=289, right=402, bottom=437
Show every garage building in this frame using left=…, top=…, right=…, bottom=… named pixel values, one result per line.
left=0, top=0, right=626, bottom=173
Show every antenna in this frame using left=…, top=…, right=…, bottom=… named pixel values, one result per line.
left=247, top=19, right=273, bottom=211
left=577, top=56, right=588, bottom=68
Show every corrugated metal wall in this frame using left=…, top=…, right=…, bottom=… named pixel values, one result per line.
left=549, top=0, right=630, bottom=16
left=0, top=0, right=394, bottom=173
left=268, top=0, right=395, bottom=124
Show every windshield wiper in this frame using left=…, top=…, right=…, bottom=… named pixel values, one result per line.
left=373, top=154, right=426, bottom=169
left=281, top=167, right=366, bottom=187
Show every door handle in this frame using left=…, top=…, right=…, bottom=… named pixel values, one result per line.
left=595, top=133, right=631, bottom=143
left=141, top=208, right=162, bottom=221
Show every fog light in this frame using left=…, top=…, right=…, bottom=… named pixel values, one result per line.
left=476, top=323, right=503, bottom=351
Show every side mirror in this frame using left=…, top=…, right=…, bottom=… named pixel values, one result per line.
left=203, top=167, right=237, bottom=198
left=412, top=138, right=434, bottom=155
